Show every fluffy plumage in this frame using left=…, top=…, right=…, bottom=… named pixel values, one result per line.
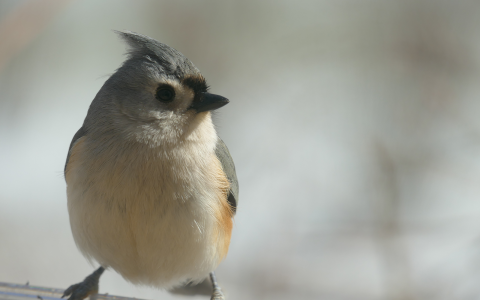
left=64, top=31, right=237, bottom=288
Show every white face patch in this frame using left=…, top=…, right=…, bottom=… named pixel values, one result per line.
left=105, top=75, right=207, bottom=148
left=162, top=79, right=195, bottom=112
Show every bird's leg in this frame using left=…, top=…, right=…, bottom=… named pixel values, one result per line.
left=209, top=272, right=226, bottom=300
left=62, top=267, right=105, bottom=300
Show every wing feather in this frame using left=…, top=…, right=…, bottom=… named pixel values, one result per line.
left=64, top=127, right=87, bottom=177
left=215, top=138, right=239, bottom=213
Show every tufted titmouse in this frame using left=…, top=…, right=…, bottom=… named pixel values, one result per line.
left=62, top=31, right=238, bottom=300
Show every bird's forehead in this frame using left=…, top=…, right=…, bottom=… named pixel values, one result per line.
left=157, top=74, right=206, bottom=92
left=116, top=31, right=209, bottom=95
left=181, top=74, right=208, bottom=93
left=163, top=78, right=195, bottom=100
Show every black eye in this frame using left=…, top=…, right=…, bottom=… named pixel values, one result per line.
left=156, top=86, right=175, bottom=102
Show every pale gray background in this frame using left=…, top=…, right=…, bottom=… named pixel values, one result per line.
left=2, top=1, right=480, bottom=300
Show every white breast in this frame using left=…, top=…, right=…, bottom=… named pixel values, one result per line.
left=65, top=114, right=232, bottom=288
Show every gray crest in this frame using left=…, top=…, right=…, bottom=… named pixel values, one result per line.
left=115, top=30, right=201, bottom=78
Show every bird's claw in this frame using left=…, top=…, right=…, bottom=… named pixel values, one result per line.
left=62, top=267, right=104, bottom=300
left=61, top=282, right=96, bottom=300
left=210, top=287, right=226, bottom=300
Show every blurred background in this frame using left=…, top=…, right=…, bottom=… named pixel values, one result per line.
left=2, top=1, right=480, bottom=299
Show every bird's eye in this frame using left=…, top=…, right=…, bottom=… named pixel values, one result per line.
left=156, top=86, right=175, bottom=102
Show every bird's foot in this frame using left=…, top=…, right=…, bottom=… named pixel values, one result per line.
left=209, top=272, right=226, bottom=300
left=62, top=267, right=105, bottom=300
left=211, top=287, right=226, bottom=300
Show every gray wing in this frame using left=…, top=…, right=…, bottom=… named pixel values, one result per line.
left=64, top=127, right=87, bottom=177
left=215, top=138, right=239, bottom=213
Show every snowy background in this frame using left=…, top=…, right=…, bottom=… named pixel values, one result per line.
left=2, top=1, right=480, bottom=299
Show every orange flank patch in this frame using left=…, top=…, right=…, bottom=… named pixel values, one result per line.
left=212, top=155, right=234, bottom=261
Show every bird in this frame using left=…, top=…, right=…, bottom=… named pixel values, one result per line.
left=62, top=31, right=238, bottom=300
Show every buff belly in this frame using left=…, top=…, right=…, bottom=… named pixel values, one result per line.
left=65, top=137, right=232, bottom=288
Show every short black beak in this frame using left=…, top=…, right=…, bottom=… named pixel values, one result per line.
left=190, top=93, right=229, bottom=112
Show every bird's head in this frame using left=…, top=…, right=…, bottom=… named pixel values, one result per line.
left=84, top=31, right=228, bottom=146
